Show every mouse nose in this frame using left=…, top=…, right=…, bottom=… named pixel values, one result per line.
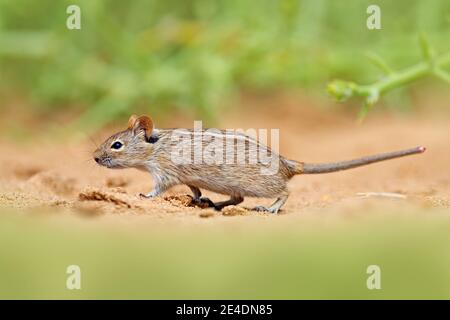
left=94, top=157, right=100, bottom=164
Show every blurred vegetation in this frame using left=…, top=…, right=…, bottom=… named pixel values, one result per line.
left=0, top=0, right=449, bottom=127
left=1, top=208, right=450, bottom=299
left=328, top=34, right=450, bottom=120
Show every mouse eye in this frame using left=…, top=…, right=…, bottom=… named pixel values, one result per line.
left=111, top=141, right=123, bottom=150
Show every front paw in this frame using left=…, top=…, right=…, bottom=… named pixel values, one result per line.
left=139, top=192, right=157, bottom=199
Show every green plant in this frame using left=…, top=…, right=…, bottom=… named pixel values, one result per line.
left=1, top=0, right=449, bottom=129
left=327, top=35, right=450, bottom=120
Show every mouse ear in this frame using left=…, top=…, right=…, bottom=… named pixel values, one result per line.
left=127, top=114, right=139, bottom=129
left=132, top=115, right=153, bottom=140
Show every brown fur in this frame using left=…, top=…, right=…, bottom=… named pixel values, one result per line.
left=93, top=115, right=424, bottom=213
left=94, top=127, right=296, bottom=199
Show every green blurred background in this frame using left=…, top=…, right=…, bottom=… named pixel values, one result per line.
left=0, top=0, right=449, bottom=300
left=0, top=208, right=450, bottom=299
left=1, top=209, right=450, bottom=299
left=0, top=0, right=449, bottom=128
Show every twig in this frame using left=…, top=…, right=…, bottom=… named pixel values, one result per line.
left=356, top=192, right=407, bottom=200
left=327, top=34, right=450, bottom=120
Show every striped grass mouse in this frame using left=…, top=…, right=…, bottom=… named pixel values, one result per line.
left=93, top=115, right=426, bottom=213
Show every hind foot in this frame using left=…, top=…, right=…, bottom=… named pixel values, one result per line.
left=252, top=206, right=279, bottom=214
left=252, top=196, right=289, bottom=214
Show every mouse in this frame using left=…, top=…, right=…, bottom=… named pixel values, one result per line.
left=93, top=114, right=426, bottom=213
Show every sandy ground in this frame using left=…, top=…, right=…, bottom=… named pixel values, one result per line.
left=1, top=93, right=449, bottom=222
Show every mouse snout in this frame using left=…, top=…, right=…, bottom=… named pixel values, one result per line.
left=93, top=148, right=103, bottom=165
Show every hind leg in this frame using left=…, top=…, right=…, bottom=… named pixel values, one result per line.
left=188, top=186, right=243, bottom=210
left=252, top=194, right=289, bottom=214
left=214, top=196, right=244, bottom=211
left=189, top=186, right=202, bottom=199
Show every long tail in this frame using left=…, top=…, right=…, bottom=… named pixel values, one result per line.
left=295, top=146, right=426, bottom=174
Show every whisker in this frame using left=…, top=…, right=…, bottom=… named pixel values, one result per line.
left=82, top=150, right=95, bottom=156
left=79, top=130, right=99, bottom=149
left=88, top=134, right=99, bottom=148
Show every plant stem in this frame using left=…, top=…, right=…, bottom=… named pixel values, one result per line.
left=355, top=52, right=450, bottom=97
left=327, top=46, right=450, bottom=119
